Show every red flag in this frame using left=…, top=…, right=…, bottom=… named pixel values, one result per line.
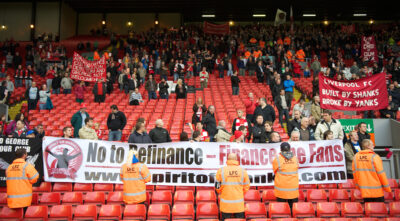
left=203, top=22, right=230, bottom=35
left=71, top=52, right=106, bottom=82
left=361, top=36, right=379, bottom=62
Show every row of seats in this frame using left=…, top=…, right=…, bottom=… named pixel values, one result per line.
left=1, top=202, right=399, bottom=220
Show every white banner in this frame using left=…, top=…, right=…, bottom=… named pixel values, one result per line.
left=42, top=137, right=347, bottom=186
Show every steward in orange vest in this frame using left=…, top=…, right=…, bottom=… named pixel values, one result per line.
left=6, top=148, right=39, bottom=209
left=272, top=142, right=299, bottom=208
left=120, top=150, right=151, bottom=204
left=216, top=153, right=250, bottom=221
left=284, top=36, right=291, bottom=46
left=352, top=139, right=391, bottom=202
left=296, top=49, right=306, bottom=62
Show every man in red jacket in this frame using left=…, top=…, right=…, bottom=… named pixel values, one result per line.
left=244, top=92, right=258, bottom=123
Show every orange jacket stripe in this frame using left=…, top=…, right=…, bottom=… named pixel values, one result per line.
left=120, top=163, right=151, bottom=204
left=272, top=154, right=299, bottom=199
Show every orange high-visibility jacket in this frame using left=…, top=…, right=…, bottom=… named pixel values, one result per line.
left=253, top=50, right=262, bottom=58
left=6, top=158, right=39, bottom=208
left=352, top=150, right=391, bottom=198
left=93, top=51, right=100, bottom=60
left=296, top=49, right=305, bottom=62
left=277, top=38, right=283, bottom=45
left=244, top=51, right=251, bottom=59
left=120, top=162, right=151, bottom=204
left=286, top=50, right=293, bottom=62
left=284, top=37, right=291, bottom=46
left=259, top=40, right=266, bottom=48
left=216, top=160, right=250, bottom=213
left=272, top=153, right=299, bottom=199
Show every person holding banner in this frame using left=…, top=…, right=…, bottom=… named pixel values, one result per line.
left=216, top=153, right=250, bottom=220
left=120, top=150, right=151, bottom=204
left=272, top=142, right=299, bottom=209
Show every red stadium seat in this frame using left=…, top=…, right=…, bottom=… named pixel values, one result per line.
left=115, top=184, right=123, bottom=191
left=389, top=202, right=400, bottom=217
left=338, top=179, right=355, bottom=189
left=245, top=202, right=268, bottom=219
left=292, top=202, right=316, bottom=218
left=268, top=202, right=291, bottom=218
left=389, top=179, right=399, bottom=189
left=248, top=219, right=272, bottom=221
left=316, top=202, right=340, bottom=218
left=396, top=189, right=400, bottom=201
left=300, top=184, right=317, bottom=189
left=365, top=202, right=388, bottom=218
left=303, top=219, right=324, bottom=221
left=152, top=190, right=173, bottom=205
left=107, top=191, right=123, bottom=205
left=53, top=183, right=73, bottom=192
left=341, top=202, right=364, bottom=218
left=0, top=192, right=7, bottom=206
left=24, top=205, right=48, bottom=220
left=318, top=184, right=337, bottom=189
left=156, top=185, right=175, bottom=193
left=98, top=205, right=122, bottom=220
left=49, top=205, right=72, bottom=221
left=350, top=189, right=363, bottom=202
left=74, top=204, right=98, bottom=220
left=385, top=191, right=394, bottom=202
left=84, top=192, right=106, bottom=205
left=172, top=203, right=195, bottom=220
left=62, top=192, right=83, bottom=205
left=174, top=190, right=194, bottom=204
left=244, top=189, right=261, bottom=203
left=196, top=190, right=217, bottom=204
left=40, top=192, right=61, bottom=205
left=329, top=189, right=350, bottom=202
left=356, top=219, right=379, bottom=221
left=330, top=218, right=352, bottom=221
left=261, top=190, right=277, bottom=203
left=385, top=218, right=400, bottom=221
left=0, top=207, right=24, bottom=220
left=33, top=182, right=52, bottom=192
left=123, top=204, right=147, bottom=220
left=176, top=186, right=196, bottom=192
left=307, top=189, right=327, bottom=203
left=94, top=183, right=114, bottom=192
left=148, top=204, right=171, bottom=221
left=196, top=203, right=219, bottom=220
left=74, top=183, right=93, bottom=192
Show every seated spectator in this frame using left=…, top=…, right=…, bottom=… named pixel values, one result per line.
left=289, top=130, right=300, bottom=141
left=287, top=110, right=302, bottom=136
left=192, top=131, right=202, bottom=142
left=10, top=120, right=27, bottom=138
left=145, top=75, right=157, bottom=100
left=39, top=84, right=51, bottom=110
left=380, top=95, right=398, bottom=119
left=74, top=81, right=86, bottom=103
left=323, top=130, right=334, bottom=140
left=32, top=124, right=45, bottom=139
left=344, top=130, right=361, bottom=179
left=233, top=130, right=245, bottom=143
left=129, top=88, right=143, bottom=105
left=304, top=66, right=310, bottom=78
left=79, top=117, right=98, bottom=140
left=26, top=130, right=36, bottom=138
left=149, top=119, right=172, bottom=143
left=62, top=126, right=73, bottom=138
left=61, top=72, right=73, bottom=94
left=179, top=132, right=190, bottom=141
left=252, top=115, right=267, bottom=143
left=215, top=120, right=231, bottom=142
left=315, top=110, right=344, bottom=140
left=94, top=123, right=103, bottom=140
left=298, top=117, right=311, bottom=141
left=175, top=79, right=187, bottom=99
left=253, top=97, right=275, bottom=124
left=202, top=105, right=217, bottom=142
left=189, top=121, right=209, bottom=142
left=128, top=121, right=152, bottom=143
left=6, top=113, right=29, bottom=136
left=269, top=131, right=281, bottom=143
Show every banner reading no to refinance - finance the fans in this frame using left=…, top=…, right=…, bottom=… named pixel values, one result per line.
left=42, top=137, right=347, bottom=186
left=319, top=73, right=388, bottom=111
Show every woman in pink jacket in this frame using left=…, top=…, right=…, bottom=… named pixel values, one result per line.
left=74, top=81, right=86, bottom=103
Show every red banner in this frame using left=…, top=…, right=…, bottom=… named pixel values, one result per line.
left=319, top=73, right=388, bottom=111
left=361, top=36, right=378, bottom=62
left=203, top=22, right=230, bottom=35
left=71, top=52, right=106, bottom=82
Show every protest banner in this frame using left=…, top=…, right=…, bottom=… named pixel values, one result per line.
left=0, top=138, right=43, bottom=187
left=361, top=36, right=378, bottom=62
left=71, top=52, right=107, bottom=82
left=319, top=73, right=388, bottom=111
left=203, top=22, right=230, bottom=35
left=43, top=137, right=347, bottom=186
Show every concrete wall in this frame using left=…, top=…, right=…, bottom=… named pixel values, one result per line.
left=159, top=13, right=181, bottom=29
left=60, top=1, right=77, bottom=40
left=36, top=2, right=60, bottom=38
left=0, top=2, right=32, bottom=41
left=77, top=13, right=103, bottom=35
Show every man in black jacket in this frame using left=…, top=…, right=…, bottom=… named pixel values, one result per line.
left=357, top=122, right=371, bottom=144
left=252, top=115, right=267, bottom=143
left=275, top=89, right=290, bottom=127
left=158, top=78, right=169, bottom=99
left=107, top=105, right=127, bottom=141
left=149, top=119, right=172, bottom=143
left=255, top=61, right=267, bottom=83
left=25, top=81, right=40, bottom=111
left=93, top=79, right=107, bottom=103
left=253, top=98, right=276, bottom=124
left=128, top=122, right=152, bottom=143
left=231, top=71, right=240, bottom=95
left=287, top=110, right=302, bottom=136
left=202, top=105, right=217, bottom=142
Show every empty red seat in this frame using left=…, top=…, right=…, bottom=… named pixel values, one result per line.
left=292, top=202, right=316, bottom=218
left=0, top=207, right=23, bottom=220
left=172, top=203, right=195, bottom=220
left=329, top=189, right=350, bottom=202
left=107, top=191, right=123, bottom=205
left=245, top=202, right=267, bottom=219
left=174, top=190, right=194, bottom=204
left=148, top=204, right=171, bottom=220
left=32, top=182, right=52, bottom=192
left=390, top=202, right=400, bottom=217
left=307, top=189, right=327, bottom=203
left=196, top=202, right=219, bottom=220
left=356, top=218, right=379, bottom=221
left=53, top=183, right=73, bottom=192
left=245, top=189, right=261, bottom=203
left=115, top=184, right=123, bottom=191
left=74, top=183, right=93, bottom=192
left=152, top=190, right=173, bottom=205
left=318, top=184, right=337, bottom=189
left=389, top=179, right=399, bottom=189
left=74, top=204, right=97, bottom=220
left=24, top=205, right=48, bottom=220
left=124, top=204, right=147, bottom=220
left=396, top=189, right=400, bottom=201
left=196, top=190, right=217, bottom=204
left=338, top=179, right=355, bottom=189
left=385, top=218, right=400, bottom=221
left=176, top=186, right=196, bottom=192
left=0, top=192, right=7, bottom=206
left=341, top=202, right=364, bottom=218
left=329, top=219, right=351, bottom=221
left=84, top=192, right=106, bottom=205
left=98, top=205, right=122, bottom=220
left=62, top=192, right=83, bottom=205
left=156, top=185, right=175, bottom=193
left=268, top=202, right=291, bottom=218
left=262, top=190, right=277, bottom=203
left=49, top=205, right=72, bottom=221
left=365, top=202, right=388, bottom=218
left=350, top=189, right=363, bottom=202
left=316, top=202, right=340, bottom=218
left=94, top=183, right=114, bottom=192
left=300, top=184, right=317, bottom=189
left=40, top=192, right=61, bottom=205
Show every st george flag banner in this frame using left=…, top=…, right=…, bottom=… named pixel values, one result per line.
left=71, top=52, right=107, bottom=82
left=203, top=22, right=230, bottom=35
left=361, top=36, right=378, bottom=62
left=42, top=136, right=347, bottom=186
left=319, top=73, right=388, bottom=111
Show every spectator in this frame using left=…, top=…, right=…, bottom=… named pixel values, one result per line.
left=6, top=113, right=29, bottom=136
left=192, top=131, right=202, bottom=142
left=137, top=62, right=147, bottom=84
left=227, top=59, right=234, bottom=77
left=253, top=98, right=275, bottom=124
left=271, top=77, right=283, bottom=99
left=269, top=131, right=281, bottom=143
left=244, top=92, right=258, bottom=123
left=189, top=122, right=210, bottom=142
left=215, top=120, right=231, bottom=142
left=61, top=73, right=73, bottom=94
left=199, top=66, right=209, bottom=89
left=303, top=66, right=310, bottom=78
left=46, top=66, right=55, bottom=90
left=202, top=105, right=217, bottom=142
left=192, top=98, right=207, bottom=125
left=128, top=121, right=152, bottom=143
left=287, top=110, right=302, bottom=136
left=124, top=72, right=139, bottom=96
left=344, top=130, right=361, bottom=179
left=357, top=122, right=371, bottom=144
left=32, top=124, right=45, bottom=139
left=158, top=78, right=169, bottom=99
left=13, top=52, right=22, bottom=68
left=233, top=130, right=245, bottom=143
left=252, top=115, right=267, bottom=143
left=106, top=72, right=114, bottom=94
left=264, top=121, right=274, bottom=142
left=247, top=56, right=256, bottom=76
left=39, top=84, right=50, bottom=110
left=107, top=105, right=127, bottom=141
left=74, top=81, right=86, bottom=103
left=10, top=120, right=27, bottom=138
left=237, top=55, right=246, bottom=76
left=311, top=96, right=322, bottom=122
left=231, top=70, right=240, bottom=95
left=5, top=76, right=14, bottom=96
left=298, top=117, right=311, bottom=141
left=380, top=96, right=398, bottom=119
left=149, top=119, right=172, bottom=143
left=93, top=79, right=106, bottom=103
left=14, top=65, right=24, bottom=88
left=231, top=109, right=251, bottom=140
left=323, top=130, right=334, bottom=140
left=0, top=114, right=7, bottom=136
left=25, top=81, right=40, bottom=111
left=5, top=52, right=13, bottom=67
left=51, top=73, right=62, bottom=94
left=218, top=60, right=225, bottom=78
left=94, top=123, right=103, bottom=140
left=129, top=88, right=144, bottom=105
left=310, top=56, right=321, bottom=76
left=275, top=89, right=290, bottom=127
left=179, top=132, right=190, bottom=141
left=25, top=65, right=33, bottom=88
left=71, top=104, right=90, bottom=138
left=145, top=75, right=157, bottom=100
left=315, top=110, right=344, bottom=140
left=175, top=79, right=187, bottom=99
left=186, top=58, right=194, bottom=79
left=256, top=60, right=267, bottom=83
left=283, top=75, right=295, bottom=109
left=62, top=126, right=73, bottom=138
left=79, top=117, right=98, bottom=140
left=289, top=131, right=300, bottom=141
left=292, top=98, right=307, bottom=118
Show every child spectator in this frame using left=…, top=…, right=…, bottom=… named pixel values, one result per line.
left=94, top=123, right=103, bottom=140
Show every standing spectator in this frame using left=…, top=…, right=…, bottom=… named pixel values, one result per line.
left=62, top=127, right=73, bottom=138
left=287, top=110, right=302, bottom=136
left=292, top=98, right=307, bottom=118
left=227, top=59, right=234, bottom=77
left=129, top=88, right=144, bottom=105
left=256, top=60, right=266, bottom=83
left=6, top=113, right=29, bottom=136
left=0, top=60, right=7, bottom=78
left=93, top=79, right=106, bottom=103
left=199, top=67, right=209, bottom=89
left=202, top=105, right=217, bottom=142
left=231, top=109, right=251, bottom=139
left=25, top=65, right=33, bottom=88
left=5, top=76, right=14, bottom=95
left=137, top=62, right=147, bottom=84
left=79, top=117, right=98, bottom=140
left=25, top=81, right=40, bottom=111
left=310, top=56, right=321, bottom=76
left=158, top=78, right=169, bottom=99
left=106, top=72, right=114, bottom=94
left=10, top=120, right=27, bottom=138
left=149, top=119, right=172, bottom=143
left=5, top=52, right=13, bottom=67
left=14, top=65, right=23, bottom=88
left=128, top=121, right=152, bottom=143
left=61, top=73, right=73, bottom=94
left=264, top=121, right=274, bottom=142
left=215, top=120, right=231, bottom=142
left=252, top=115, right=267, bottom=143
left=315, top=110, right=344, bottom=140
left=247, top=56, right=256, bottom=76
left=283, top=75, right=295, bottom=108
left=311, top=96, right=322, bottom=122
left=145, top=75, right=157, bottom=100
left=271, top=78, right=283, bottom=99
left=237, top=56, right=246, bottom=76
left=275, top=89, right=290, bottom=127
left=298, top=117, right=311, bottom=141
left=253, top=98, right=276, bottom=124
left=13, top=52, right=22, bottom=68
left=231, top=70, right=240, bottom=95
left=357, top=122, right=371, bottom=144
left=192, top=98, right=207, bottom=125
left=175, top=79, right=187, bottom=99
left=0, top=114, right=7, bottom=136
left=344, top=131, right=361, bottom=179
left=107, top=105, right=127, bottom=141
left=244, top=92, right=258, bottom=123
left=312, top=75, right=319, bottom=96
left=186, top=58, right=194, bottom=79
left=32, top=124, right=45, bottom=139
left=39, top=84, right=50, bottom=110
left=124, top=72, right=138, bottom=96
left=218, top=60, right=225, bottom=78
left=51, top=73, right=62, bottom=94
left=46, top=66, right=55, bottom=90
left=74, top=81, right=86, bottom=103
left=71, top=104, right=90, bottom=138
